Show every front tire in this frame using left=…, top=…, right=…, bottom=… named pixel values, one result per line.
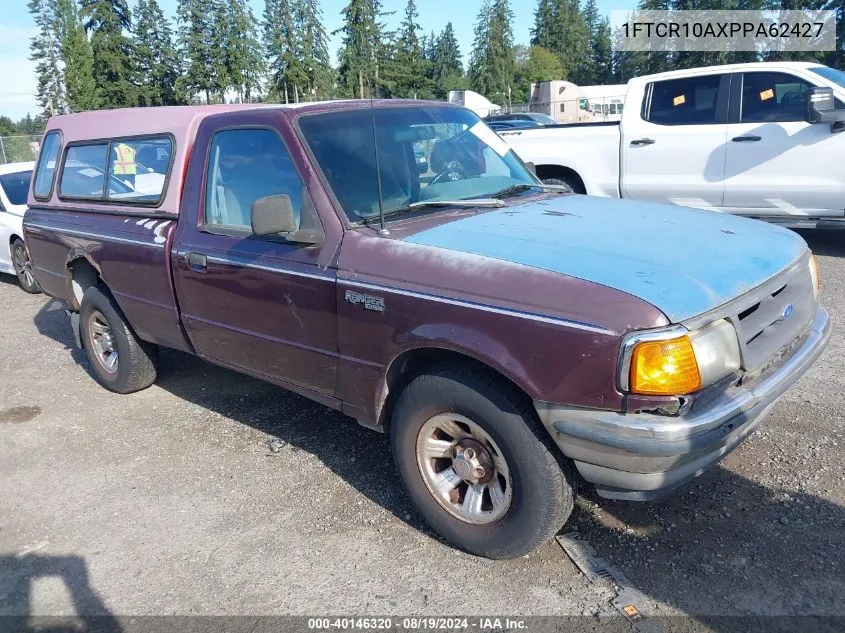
left=390, top=366, right=574, bottom=559
left=79, top=286, right=157, bottom=394
left=11, top=239, right=41, bottom=294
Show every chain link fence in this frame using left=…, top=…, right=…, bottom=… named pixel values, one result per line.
left=0, top=135, right=41, bottom=165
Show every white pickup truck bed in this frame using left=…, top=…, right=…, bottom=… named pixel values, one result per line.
left=502, top=122, right=621, bottom=197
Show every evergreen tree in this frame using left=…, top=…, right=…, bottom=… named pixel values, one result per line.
left=28, top=0, right=67, bottom=116
left=295, top=0, right=333, bottom=100
left=382, top=0, right=428, bottom=98
left=80, top=0, right=138, bottom=108
left=263, top=0, right=296, bottom=102
left=469, top=0, right=515, bottom=105
left=531, top=0, right=590, bottom=83
left=209, top=0, right=231, bottom=101
left=531, top=0, right=556, bottom=51
left=824, top=0, right=844, bottom=68
left=423, top=30, right=436, bottom=62
left=58, top=0, right=98, bottom=112
left=336, top=0, right=381, bottom=98
left=133, top=0, right=181, bottom=106
left=224, top=0, right=264, bottom=102
left=592, top=17, right=614, bottom=84
left=626, top=0, right=672, bottom=77
left=559, top=0, right=591, bottom=83
left=14, top=114, right=47, bottom=136
left=580, top=0, right=599, bottom=83
left=177, top=0, right=215, bottom=103
left=431, top=22, right=464, bottom=98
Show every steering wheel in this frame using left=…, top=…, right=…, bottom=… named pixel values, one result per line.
left=430, top=161, right=468, bottom=186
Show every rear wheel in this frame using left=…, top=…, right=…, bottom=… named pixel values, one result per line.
left=11, top=239, right=41, bottom=294
left=390, top=366, right=574, bottom=559
left=79, top=286, right=157, bottom=393
left=541, top=177, right=579, bottom=193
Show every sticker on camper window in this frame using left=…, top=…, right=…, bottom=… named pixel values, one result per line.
left=760, top=89, right=775, bottom=101
left=673, top=95, right=686, bottom=106
left=470, top=121, right=510, bottom=157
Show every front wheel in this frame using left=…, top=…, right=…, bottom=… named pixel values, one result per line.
left=79, top=286, right=158, bottom=393
left=11, top=239, right=41, bottom=294
left=390, top=366, right=574, bottom=559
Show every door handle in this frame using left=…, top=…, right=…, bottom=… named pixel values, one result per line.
left=731, top=135, right=762, bottom=142
left=630, top=138, right=655, bottom=146
left=186, top=252, right=207, bottom=272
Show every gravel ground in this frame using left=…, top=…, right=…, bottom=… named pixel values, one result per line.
left=0, top=230, right=842, bottom=628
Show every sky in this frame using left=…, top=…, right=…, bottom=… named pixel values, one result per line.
left=0, top=0, right=631, bottom=120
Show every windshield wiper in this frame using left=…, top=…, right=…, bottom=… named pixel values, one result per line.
left=491, top=183, right=572, bottom=199
left=491, top=183, right=541, bottom=198
left=364, top=198, right=505, bottom=224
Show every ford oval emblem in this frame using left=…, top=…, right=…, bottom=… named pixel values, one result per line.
left=781, top=304, right=794, bottom=320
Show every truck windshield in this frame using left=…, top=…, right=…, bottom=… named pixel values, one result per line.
left=299, top=106, right=537, bottom=223
left=810, top=66, right=845, bottom=90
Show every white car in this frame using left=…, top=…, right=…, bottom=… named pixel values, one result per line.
left=0, top=161, right=40, bottom=293
left=502, top=62, right=845, bottom=228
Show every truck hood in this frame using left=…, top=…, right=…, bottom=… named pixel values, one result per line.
left=403, top=195, right=807, bottom=323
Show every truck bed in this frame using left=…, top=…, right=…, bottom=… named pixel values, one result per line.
left=24, top=207, right=193, bottom=353
left=500, top=123, right=622, bottom=198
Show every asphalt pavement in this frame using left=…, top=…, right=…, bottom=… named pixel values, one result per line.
left=0, top=229, right=842, bottom=630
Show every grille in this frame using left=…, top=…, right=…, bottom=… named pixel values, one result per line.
left=727, top=257, right=816, bottom=374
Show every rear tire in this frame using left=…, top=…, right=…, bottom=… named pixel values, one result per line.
left=11, top=239, right=41, bottom=294
left=541, top=177, right=580, bottom=193
left=389, top=365, right=574, bottom=559
left=79, top=286, right=157, bottom=394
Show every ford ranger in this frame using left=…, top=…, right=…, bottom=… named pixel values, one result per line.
left=24, top=101, right=830, bottom=558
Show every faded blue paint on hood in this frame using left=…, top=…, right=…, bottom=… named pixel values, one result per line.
left=403, top=195, right=807, bottom=322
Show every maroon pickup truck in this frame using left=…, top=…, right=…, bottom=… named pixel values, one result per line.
left=24, top=101, right=829, bottom=558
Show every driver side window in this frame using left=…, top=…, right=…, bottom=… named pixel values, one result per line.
left=204, top=129, right=304, bottom=231
left=740, top=72, right=812, bottom=123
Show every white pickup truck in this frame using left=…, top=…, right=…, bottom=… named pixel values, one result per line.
left=503, top=62, right=845, bottom=228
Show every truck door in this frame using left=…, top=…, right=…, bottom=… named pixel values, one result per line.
left=172, top=115, right=340, bottom=398
left=723, top=70, right=845, bottom=218
left=621, top=72, right=730, bottom=209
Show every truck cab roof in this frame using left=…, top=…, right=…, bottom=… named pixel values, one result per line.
left=635, top=61, right=827, bottom=83
left=34, top=100, right=452, bottom=216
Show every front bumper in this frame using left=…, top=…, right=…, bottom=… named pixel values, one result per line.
left=535, top=307, right=831, bottom=501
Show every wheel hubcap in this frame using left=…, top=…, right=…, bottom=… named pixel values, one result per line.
left=12, top=245, right=35, bottom=288
left=416, top=413, right=512, bottom=524
left=451, top=440, right=494, bottom=485
left=88, top=310, right=118, bottom=374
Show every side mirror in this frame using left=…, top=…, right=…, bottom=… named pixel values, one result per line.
left=251, top=194, right=298, bottom=236
left=806, top=86, right=837, bottom=123
left=525, top=161, right=537, bottom=175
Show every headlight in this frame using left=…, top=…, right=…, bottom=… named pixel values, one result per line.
left=809, top=254, right=820, bottom=298
left=621, top=319, right=741, bottom=396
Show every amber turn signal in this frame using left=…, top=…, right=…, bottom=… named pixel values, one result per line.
left=629, top=335, right=701, bottom=396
